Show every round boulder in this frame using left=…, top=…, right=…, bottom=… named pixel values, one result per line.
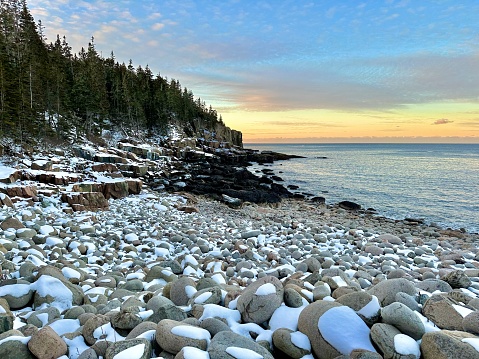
left=236, top=275, right=284, bottom=324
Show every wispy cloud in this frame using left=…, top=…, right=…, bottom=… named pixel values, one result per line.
left=433, top=119, right=454, bottom=125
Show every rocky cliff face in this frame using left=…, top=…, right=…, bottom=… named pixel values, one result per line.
left=180, top=118, right=243, bottom=148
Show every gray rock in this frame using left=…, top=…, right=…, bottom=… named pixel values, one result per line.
left=126, top=321, right=157, bottom=339
left=28, top=325, right=68, bottom=359
left=272, top=328, right=312, bottom=358
left=336, top=291, right=380, bottom=326
left=26, top=307, right=61, bottom=328
left=442, top=270, right=472, bottom=289
left=200, top=317, right=232, bottom=336
left=169, top=277, right=197, bottom=306
left=104, top=338, right=152, bottom=359
left=298, top=300, right=344, bottom=359
left=0, top=337, right=34, bottom=359
left=111, top=307, right=142, bottom=330
left=0, top=313, right=14, bottom=334
left=82, top=314, right=111, bottom=345
left=146, top=295, right=187, bottom=322
left=416, top=279, right=453, bottom=293
left=421, top=330, right=479, bottom=359
left=237, top=275, right=284, bottom=324
left=370, top=323, right=418, bottom=359
left=367, top=278, right=417, bottom=306
left=208, top=331, right=274, bottom=359
left=381, top=302, right=425, bottom=340
left=395, top=292, right=420, bottom=312
left=462, top=311, right=479, bottom=335
left=0, top=281, right=34, bottom=309
left=188, top=286, right=222, bottom=306
left=156, top=319, right=210, bottom=355
left=77, top=348, right=98, bottom=359
left=422, top=294, right=466, bottom=330
left=284, top=287, right=304, bottom=308
left=241, top=230, right=261, bottom=239
left=377, top=234, right=403, bottom=245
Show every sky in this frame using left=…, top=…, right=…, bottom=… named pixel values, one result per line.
left=28, top=0, right=479, bottom=143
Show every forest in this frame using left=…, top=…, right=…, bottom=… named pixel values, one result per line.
left=0, top=0, right=224, bottom=144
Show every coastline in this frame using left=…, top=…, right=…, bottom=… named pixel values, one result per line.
left=244, top=143, right=479, bottom=234
left=1, top=139, right=479, bottom=357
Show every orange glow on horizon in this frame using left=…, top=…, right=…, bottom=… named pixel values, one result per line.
left=221, top=103, right=479, bottom=143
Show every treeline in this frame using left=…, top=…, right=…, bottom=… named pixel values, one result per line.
left=0, top=0, right=223, bottom=143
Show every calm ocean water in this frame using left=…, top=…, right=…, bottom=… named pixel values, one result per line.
left=247, top=143, right=479, bottom=233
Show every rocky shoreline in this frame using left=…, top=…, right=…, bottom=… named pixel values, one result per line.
left=0, top=137, right=479, bottom=358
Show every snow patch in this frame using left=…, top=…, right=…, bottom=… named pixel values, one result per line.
left=394, top=334, right=420, bottom=358
left=255, top=283, right=276, bottom=296
left=225, top=346, right=263, bottom=359
left=318, top=306, right=376, bottom=355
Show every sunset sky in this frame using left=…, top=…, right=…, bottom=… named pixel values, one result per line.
left=28, top=0, right=479, bottom=143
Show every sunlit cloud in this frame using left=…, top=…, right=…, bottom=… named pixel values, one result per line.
left=433, top=119, right=454, bottom=125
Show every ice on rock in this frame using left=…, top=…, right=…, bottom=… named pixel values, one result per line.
left=225, top=346, right=263, bottom=359
left=255, top=283, right=276, bottom=296
left=394, top=334, right=420, bottom=358
left=318, top=306, right=376, bottom=355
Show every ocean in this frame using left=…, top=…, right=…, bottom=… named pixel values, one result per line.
left=246, top=143, right=479, bottom=234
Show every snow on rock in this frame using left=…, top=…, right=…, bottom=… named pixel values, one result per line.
left=112, top=343, right=145, bottom=359
left=357, top=295, right=381, bottom=319
left=255, top=283, right=276, bottom=296
left=225, top=346, right=264, bottom=359
left=0, top=283, right=32, bottom=298
left=48, top=319, right=81, bottom=336
left=452, top=304, right=475, bottom=318
left=270, top=304, right=305, bottom=331
left=124, top=233, right=139, bottom=243
left=318, top=306, right=376, bottom=355
left=31, top=275, right=73, bottom=311
left=463, top=338, right=479, bottom=352
left=394, top=334, right=420, bottom=358
left=62, top=267, right=81, bottom=280
left=171, top=325, right=211, bottom=341
left=291, top=331, right=311, bottom=351
left=199, top=304, right=241, bottom=324
left=181, top=346, right=210, bottom=359
left=195, top=292, right=213, bottom=304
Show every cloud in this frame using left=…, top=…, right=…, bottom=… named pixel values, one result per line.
left=433, top=118, right=454, bottom=125
left=152, top=23, right=165, bottom=31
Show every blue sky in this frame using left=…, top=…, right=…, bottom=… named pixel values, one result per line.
left=28, top=0, right=479, bottom=142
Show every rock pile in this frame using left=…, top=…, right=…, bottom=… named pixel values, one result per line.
left=0, top=189, right=478, bottom=358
